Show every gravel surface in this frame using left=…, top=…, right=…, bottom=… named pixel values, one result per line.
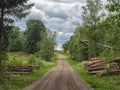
left=22, top=54, right=94, bottom=90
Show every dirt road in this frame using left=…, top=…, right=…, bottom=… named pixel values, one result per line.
left=22, top=54, right=94, bottom=90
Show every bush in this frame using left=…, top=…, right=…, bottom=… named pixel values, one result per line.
left=8, top=56, right=23, bottom=65
left=70, top=45, right=88, bottom=62
left=28, top=55, right=36, bottom=65
left=34, top=51, right=41, bottom=57
left=28, top=54, right=42, bottom=65
left=9, top=38, right=24, bottom=52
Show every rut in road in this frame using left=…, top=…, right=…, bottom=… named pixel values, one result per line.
left=22, top=54, right=94, bottom=90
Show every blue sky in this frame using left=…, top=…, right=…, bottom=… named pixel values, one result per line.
left=16, top=0, right=106, bottom=50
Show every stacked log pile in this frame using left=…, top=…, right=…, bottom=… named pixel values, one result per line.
left=7, top=65, right=40, bottom=74
left=110, top=58, right=120, bottom=74
left=29, top=65, right=40, bottom=70
left=85, top=58, right=120, bottom=75
left=85, top=58, right=106, bottom=75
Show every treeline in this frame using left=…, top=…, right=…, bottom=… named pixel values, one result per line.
left=9, top=19, right=56, bottom=61
left=63, top=0, right=120, bottom=61
left=0, top=0, right=56, bottom=83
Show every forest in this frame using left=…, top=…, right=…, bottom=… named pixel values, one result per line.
left=0, top=0, right=57, bottom=90
left=62, top=0, right=120, bottom=89
left=63, top=0, right=120, bottom=61
left=0, top=0, right=120, bottom=90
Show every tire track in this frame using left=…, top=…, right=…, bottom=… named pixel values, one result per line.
left=22, top=54, right=94, bottom=90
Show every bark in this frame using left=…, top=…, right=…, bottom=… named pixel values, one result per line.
left=0, top=5, right=4, bottom=83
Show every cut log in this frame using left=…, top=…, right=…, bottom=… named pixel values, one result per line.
left=110, top=70, right=120, bottom=74
left=8, top=66, right=30, bottom=69
left=111, top=58, right=120, bottom=63
left=7, top=66, right=33, bottom=73
left=87, top=66, right=105, bottom=71
left=88, top=58, right=102, bottom=61
left=85, top=63, right=104, bottom=70
left=88, top=63, right=105, bottom=69
left=112, top=58, right=120, bottom=61
left=85, top=60, right=104, bottom=67
left=8, top=67, right=32, bottom=72
left=85, top=57, right=120, bottom=75
left=85, top=58, right=106, bottom=74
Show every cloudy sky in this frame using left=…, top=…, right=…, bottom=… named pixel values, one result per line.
left=16, top=0, right=87, bottom=50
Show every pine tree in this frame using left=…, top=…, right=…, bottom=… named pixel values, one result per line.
left=0, top=0, right=34, bottom=83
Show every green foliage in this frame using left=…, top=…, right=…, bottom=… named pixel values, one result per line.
left=7, top=55, right=26, bottom=66
left=81, top=0, right=104, bottom=58
left=11, top=56, right=22, bottom=65
left=28, top=54, right=42, bottom=65
left=25, top=19, right=46, bottom=54
left=0, top=0, right=34, bottom=56
left=99, top=1, right=120, bottom=57
left=28, top=55, right=36, bottom=65
left=63, top=0, right=105, bottom=61
left=63, top=27, right=89, bottom=61
left=62, top=41, right=69, bottom=53
left=67, top=56, right=120, bottom=90
left=40, top=30, right=56, bottom=61
left=63, top=0, right=120, bottom=62
left=9, top=27, right=25, bottom=52
left=0, top=52, right=58, bottom=90
left=25, top=19, right=56, bottom=61
left=0, top=0, right=34, bottom=83
left=78, top=45, right=89, bottom=61
left=106, top=0, right=120, bottom=12
left=6, top=52, right=42, bottom=66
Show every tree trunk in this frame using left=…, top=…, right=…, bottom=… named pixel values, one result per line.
left=0, top=6, right=4, bottom=84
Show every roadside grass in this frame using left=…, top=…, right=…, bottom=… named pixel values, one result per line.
left=0, top=52, right=58, bottom=90
left=67, top=56, right=120, bottom=90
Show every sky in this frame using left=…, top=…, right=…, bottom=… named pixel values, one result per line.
left=16, top=0, right=106, bottom=50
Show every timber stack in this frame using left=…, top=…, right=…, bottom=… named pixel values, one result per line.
left=7, top=65, right=40, bottom=74
left=110, top=58, right=120, bottom=74
left=85, top=58, right=106, bottom=75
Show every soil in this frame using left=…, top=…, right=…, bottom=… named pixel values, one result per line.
left=22, top=54, right=94, bottom=90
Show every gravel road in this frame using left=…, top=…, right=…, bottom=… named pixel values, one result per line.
left=22, top=54, right=94, bottom=90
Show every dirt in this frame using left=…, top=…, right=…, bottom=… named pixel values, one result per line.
left=22, top=54, right=94, bottom=90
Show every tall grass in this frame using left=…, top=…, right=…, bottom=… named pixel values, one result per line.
left=0, top=52, right=58, bottom=90
left=67, top=56, right=120, bottom=90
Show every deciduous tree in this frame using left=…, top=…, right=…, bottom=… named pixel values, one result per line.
left=25, top=19, right=46, bottom=54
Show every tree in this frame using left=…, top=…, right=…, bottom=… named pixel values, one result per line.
left=9, top=27, right=25, bottom=52
left=25, top=19, right=46, bottom=54
left=63, top=41, right=70, bottom=53
left=81, top=0, right=104, bottom=58
left=63, top=0, right=120, bottom=62
left=100, top=0, right=120, bottom=57
left=0, top=0, right=34, bottom=83
left=40, top=30, right=56, bottom=61
left=63, top=26, right=89, bottom=61
left=63, top=0, right=105, bottom=61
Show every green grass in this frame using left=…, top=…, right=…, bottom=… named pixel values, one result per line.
left=0, top=52, right=58, bottom=90
left=67, top=56, right=120, bottom=90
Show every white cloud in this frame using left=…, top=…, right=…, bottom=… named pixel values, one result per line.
left=16, top=0, right=87, bottom=50
left=57, top=31, right=73, bottom=37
